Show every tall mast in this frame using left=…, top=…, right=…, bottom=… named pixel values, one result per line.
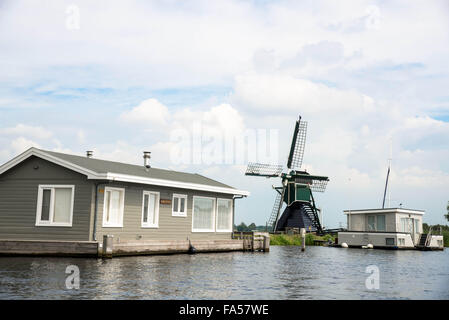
left=388, top=138, right=393, bottom=208
left=382, top=165, right=390, bottom=209
left=382, top=138, right=392, bottom=209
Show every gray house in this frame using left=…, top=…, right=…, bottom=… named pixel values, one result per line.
left=0, top=148, right=250, bottom=256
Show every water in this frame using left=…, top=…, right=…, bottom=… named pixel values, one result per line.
left=0, top=246, right=448, bottom=299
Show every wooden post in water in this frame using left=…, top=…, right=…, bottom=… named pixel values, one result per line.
left=300, top=228, right=306, bottom=252
left=102, top=234, right=114, bottom=258
left=263, top=235, right=270, bottom=252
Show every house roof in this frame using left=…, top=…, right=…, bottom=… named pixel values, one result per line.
left=0, top=148, right=249, bottom=196
left=343, top=208, right=424, bottom=215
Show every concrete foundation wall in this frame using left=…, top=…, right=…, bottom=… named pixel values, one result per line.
left=0, top=239, right=98, bottom=257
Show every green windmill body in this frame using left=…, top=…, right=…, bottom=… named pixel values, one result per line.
left=245, top=116, right=329, bottom=234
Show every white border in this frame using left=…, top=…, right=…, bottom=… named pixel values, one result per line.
left=172, top=193, right=187, bottom=217
left=192, top=196, right=216, bottom=233
left=102, top=186, right=125, bottom=228
left=343, top=208, right=424, bottom=215
left=35, top=185, right=74, bottom=227
left=107, top=172, right=249, bottom=196
left=216, top=198, right=233, bottom=233
left=141, top=191, right=160, bottom=228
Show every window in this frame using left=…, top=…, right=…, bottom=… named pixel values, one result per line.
left=192, top=196, right=216, bottom=232
left=35, top=185, right=74, bottom=227
left=376, top=215, right=386, bottom=231
left=368, top=216, right=375, bottom=231
left=216, top=198, right=233, bottom=232
left=414, top=219, right=420, bottom=233
left=398, top=238, right=405, bottom=246
left=172, top=194, right=187, bottom=217
left=386, top=238, right=395, bottom=245
left=400, top=218, right=407, bottom=232
left=103, top=187, right=125, bottom=227
left=142, top=191, right=159, bottom=228
left=400, top=217, right=413, bottom=233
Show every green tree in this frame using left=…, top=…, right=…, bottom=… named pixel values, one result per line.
left=247, top=223, right=257, bottom=231
left=236, top=222, right=248, bottom=232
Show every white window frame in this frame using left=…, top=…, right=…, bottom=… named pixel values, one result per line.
left=367, top=215, right=386, bottom=231
left=102, top=187, right=125, bottom=228
left=216, top=198, right=233, bottom=233
left=172, top=193, right=188, bottom=217
left=367, top=215, right=376, bottom=231
left=35, top=185, right=75, bottom=227
left=192, top=196, right=216, bottom=233
left=141, top=191, right=160, bottom=228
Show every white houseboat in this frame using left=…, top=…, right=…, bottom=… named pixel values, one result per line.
left=337, top=208, right=444, bottom=250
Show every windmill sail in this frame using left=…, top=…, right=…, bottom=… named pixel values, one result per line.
left=267, top=187, right=285, bottom=232
left=287, top=117, right=307, bottom=169
left=245, top=162, right=283, bottom=177
left=295, top=174, right=329, bottom=193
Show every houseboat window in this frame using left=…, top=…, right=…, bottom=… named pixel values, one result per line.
left=376, top=215, right=386, bottom=231
left=398, top=238, right=405, bottom=246
left=103, top=187, right=125, bottom=228
left=368, top=216, right=375, bottom=231
left=400, top=218, right=406, bottom=232
left=400, top=217, right=412, bottom=233
left=172, top=194, right=187, bottom=217
left=414, top=219, right=420, bottom=233
left=386, top=238, right=395, bottom=245
left=192, top=196, right=216, bottom=232
left=41, top=189, right=51, bottom=221
left=216, top=199, right=232, bottom=232
left=142, top=191, right=159, bottom=228
left=35, top=185, right=74, bottom=227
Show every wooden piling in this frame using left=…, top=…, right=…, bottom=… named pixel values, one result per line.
left=300, top=228, right=306, bottom=251
left=102, top=234, right=114, bottom=258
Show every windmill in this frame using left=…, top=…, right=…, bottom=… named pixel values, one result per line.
left=245, top=115, right=329, bottom=234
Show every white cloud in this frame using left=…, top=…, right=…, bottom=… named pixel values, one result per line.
left=232, top=73, right=375, bottom=117
left=10, top=137, right=41, bottom=154
left=120, top=98, right=170, bottom=127
left=1, top=124, right=53, bottom=139
left=1, top=1, right=448, bottom=89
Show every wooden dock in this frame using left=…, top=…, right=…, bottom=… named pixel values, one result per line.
left=231, top=232, right=270, bottom=252
left=0, top=232, right=270, bottom=258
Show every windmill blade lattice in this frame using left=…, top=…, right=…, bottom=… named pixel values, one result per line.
left=287, top=120, right=307, bottom=170
left=295, top=177, right=329, bottom=193
left=267, top=187, right=285, bottom=231
left=245, top=162, right=283, bottom=177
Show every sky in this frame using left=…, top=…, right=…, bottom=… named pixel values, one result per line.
left=1, top=0, right=449, bottom=228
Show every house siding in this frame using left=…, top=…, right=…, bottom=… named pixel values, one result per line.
left=348, top=214, right=364, bottom=231
left=94, top=182, right=234, bottom=242
left=0, top=156, right=93, bottom=241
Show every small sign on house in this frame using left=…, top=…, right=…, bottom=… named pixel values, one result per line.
left=160, top=199, right=172, bottom=205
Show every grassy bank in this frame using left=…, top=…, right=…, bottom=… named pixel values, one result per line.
left=270, top=233, right=335, bottom=246
left=270, top=232, right=448, bottom=247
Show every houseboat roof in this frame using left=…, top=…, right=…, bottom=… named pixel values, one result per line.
left=0, top=148, right=249, bottom=196
left=343, top=208, right=424, bottom=215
